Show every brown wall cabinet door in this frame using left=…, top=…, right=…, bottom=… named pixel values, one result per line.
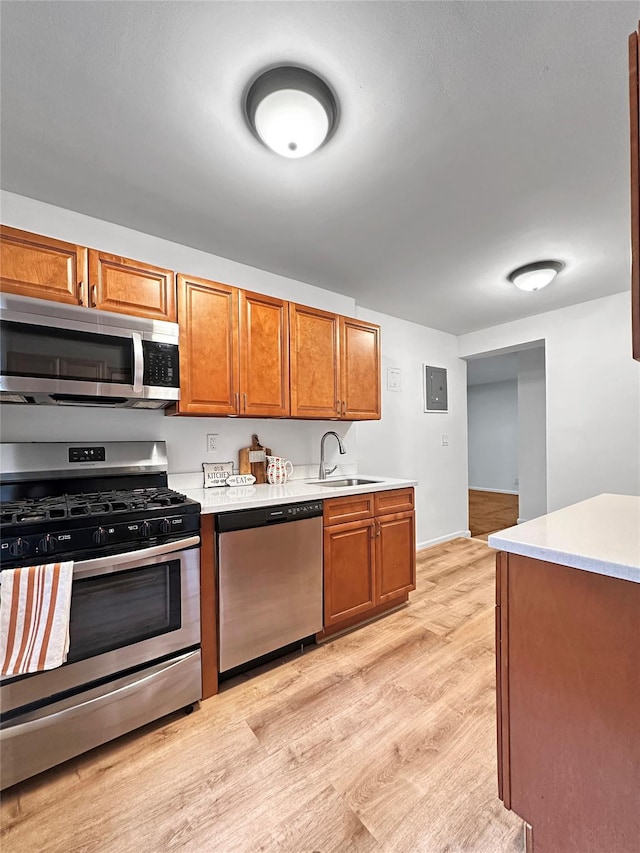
left=289, top=303, right=340, bottom=418
left=630, top=24, right=640, bottom=361
left=323, top=519, right=376, bottom=626
left=375, top=511, right=416, bottom=604
left=88, top=250, right=176, bottom=322
left=0, top=226, right=88, bottom=306
left=340, top=317, right=381, bottom=420
left=176, top=274, right=239, bottom=415
left=239, top=290, right=290, bottom=417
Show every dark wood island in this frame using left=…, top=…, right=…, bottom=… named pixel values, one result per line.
left=490, top=494, right=640, bottom=853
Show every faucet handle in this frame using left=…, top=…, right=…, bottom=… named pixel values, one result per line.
left=325, top=464, right=337, bottom=477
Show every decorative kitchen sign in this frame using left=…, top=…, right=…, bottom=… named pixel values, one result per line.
left=226, top=474, right=256, bottom=487
left=202, top=461, right=234, bottom=488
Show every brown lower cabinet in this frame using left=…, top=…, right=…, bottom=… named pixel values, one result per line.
left=321, top=489, right=415, bottom=634
left=496, top=551, right=640, bottom=853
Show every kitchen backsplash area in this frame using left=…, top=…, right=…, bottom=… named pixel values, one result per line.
left=0, top=404, right=359, bottom=487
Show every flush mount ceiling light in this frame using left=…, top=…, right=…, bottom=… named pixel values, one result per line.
left=507, top=260, right=565, bottom=292
left=245, top=66, right=338, bottom=158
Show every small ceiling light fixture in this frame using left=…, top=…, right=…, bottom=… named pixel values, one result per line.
left=245, top=66, right=338, bottom=158
left=507, top=260, right=565, bottom=292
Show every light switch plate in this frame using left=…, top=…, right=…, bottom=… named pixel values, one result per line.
left=387, top=367, right=402, bottom=391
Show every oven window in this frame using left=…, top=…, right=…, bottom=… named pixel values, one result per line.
left=1, top=321, right=133, bottom=384
left=66, top=561, right=181, bottom=664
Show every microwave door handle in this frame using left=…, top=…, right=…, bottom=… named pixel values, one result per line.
left=132, top=332, right=144, bottom=393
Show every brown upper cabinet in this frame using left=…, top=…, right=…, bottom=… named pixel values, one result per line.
left=87, top=251, right=176, bottom=322
left=175, top=274, right=239, bottom=416
left=176, top=273, right=381, bottom=420
left=175, top=276, right=290, bottom=417
left=290, top=306, right=381, bottom=420
left=0, top=226, right=88, bottom=306
left=290, top=303, right=341, bottom=418
left=630, top=23, right=640, bottom=361
left=0, top=226, right=176, bottom=322
left=239, top=290, right=289, bottom=417
left=340, top=317, right=381, bottom=419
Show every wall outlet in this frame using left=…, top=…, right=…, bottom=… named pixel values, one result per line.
left=207, top=434, right=219, bottom=453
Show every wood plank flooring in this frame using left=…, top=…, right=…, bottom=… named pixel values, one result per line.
left=0, top=538, right=524, bottom=853
left=468, top=490, right=518, bottom=539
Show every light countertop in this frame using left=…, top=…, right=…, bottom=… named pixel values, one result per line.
left=488, top=494, right=640, bottom=584
left=180, top=476, right=417, bottom=515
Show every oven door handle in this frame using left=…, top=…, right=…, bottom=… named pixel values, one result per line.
left=72, top=536, right=201, bottom=579
left=132, top=331, right=144, bottom=393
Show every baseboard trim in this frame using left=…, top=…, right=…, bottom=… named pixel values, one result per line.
left=469, top=487, right=519, bottom=496
left=517, top=517, right=528, bottom=524
left=417, top=530, right=471, bottom=550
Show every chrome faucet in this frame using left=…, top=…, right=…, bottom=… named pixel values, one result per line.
left=318, top=431, right=346, bottom=479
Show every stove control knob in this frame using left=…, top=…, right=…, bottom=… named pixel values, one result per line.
left=139, top=521, right=152, bottom=538
left=159, top=518, right=171, bottom=535
left=92, top=527, right=108, bottom=546
left=9, top=538, right=29, bottom=558
left=38, top=534, right=56, bottom=554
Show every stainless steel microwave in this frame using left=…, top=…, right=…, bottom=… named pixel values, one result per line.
left=0, top=293, right=180, bottom=408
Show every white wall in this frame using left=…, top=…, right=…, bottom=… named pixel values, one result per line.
left=0, top=192, right=469, bottom=544
left=355, top=308, right=469, bottom=548
left=517, top=348, right=547, bottom=521
left=459, top=293, right=640, bottom=511
left=467, top=380, right=518, bottom=493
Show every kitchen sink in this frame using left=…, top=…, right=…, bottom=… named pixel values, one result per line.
left=305, top=478, right=381, bottom=487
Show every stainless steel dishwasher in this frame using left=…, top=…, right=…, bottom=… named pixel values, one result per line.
left=216, top=501, right=323, bottom=673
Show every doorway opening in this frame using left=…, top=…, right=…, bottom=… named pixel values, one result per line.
left=465, top=344, right=546, bottom=539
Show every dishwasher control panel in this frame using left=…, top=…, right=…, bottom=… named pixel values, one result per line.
left=216, top=500, right=324, bottom=533
left=266, top=502, right=322, bottom=522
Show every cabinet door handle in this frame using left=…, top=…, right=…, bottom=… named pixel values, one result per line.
left=370, top=523, right=376, bottom=540
left=243, top=392, right=247, bottom=412
left=342, top=400, right=346, bottom=416
left=234, top=392, right=239, bottom=412
left=376, top=520, right=381, bottom=537
left=91, top=284, right=97, bottom=307
left=77, top=281, right=84, bottom=306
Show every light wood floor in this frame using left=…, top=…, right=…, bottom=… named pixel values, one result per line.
left=1, top=538, right=524, bottom=853
left=468, top=490, right=519, bottom=539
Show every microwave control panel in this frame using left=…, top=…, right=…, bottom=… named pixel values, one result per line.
left=142, top=342, right=180, bottom=388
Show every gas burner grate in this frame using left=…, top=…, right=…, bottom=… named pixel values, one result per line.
left=0, top=488, right=192, bottom=527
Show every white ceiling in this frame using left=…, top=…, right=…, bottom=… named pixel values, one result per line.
left=0, top=1, right=636, bottom=334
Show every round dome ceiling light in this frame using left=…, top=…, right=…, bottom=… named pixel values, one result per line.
left=245, top=66, right=338, bottom=158
left=507, top=260, right=565, bottom=292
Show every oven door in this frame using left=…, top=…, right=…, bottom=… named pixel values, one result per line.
left=0, top=536, right=201, bottom=715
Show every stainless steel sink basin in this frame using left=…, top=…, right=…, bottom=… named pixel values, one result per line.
left=306, top=478, right=381, bottom=487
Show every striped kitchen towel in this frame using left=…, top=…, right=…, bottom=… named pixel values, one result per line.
left=0, top=561, right=74, bottom=676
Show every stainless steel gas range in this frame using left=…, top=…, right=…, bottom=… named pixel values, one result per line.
left=0, top=441, right=202, bottom=790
